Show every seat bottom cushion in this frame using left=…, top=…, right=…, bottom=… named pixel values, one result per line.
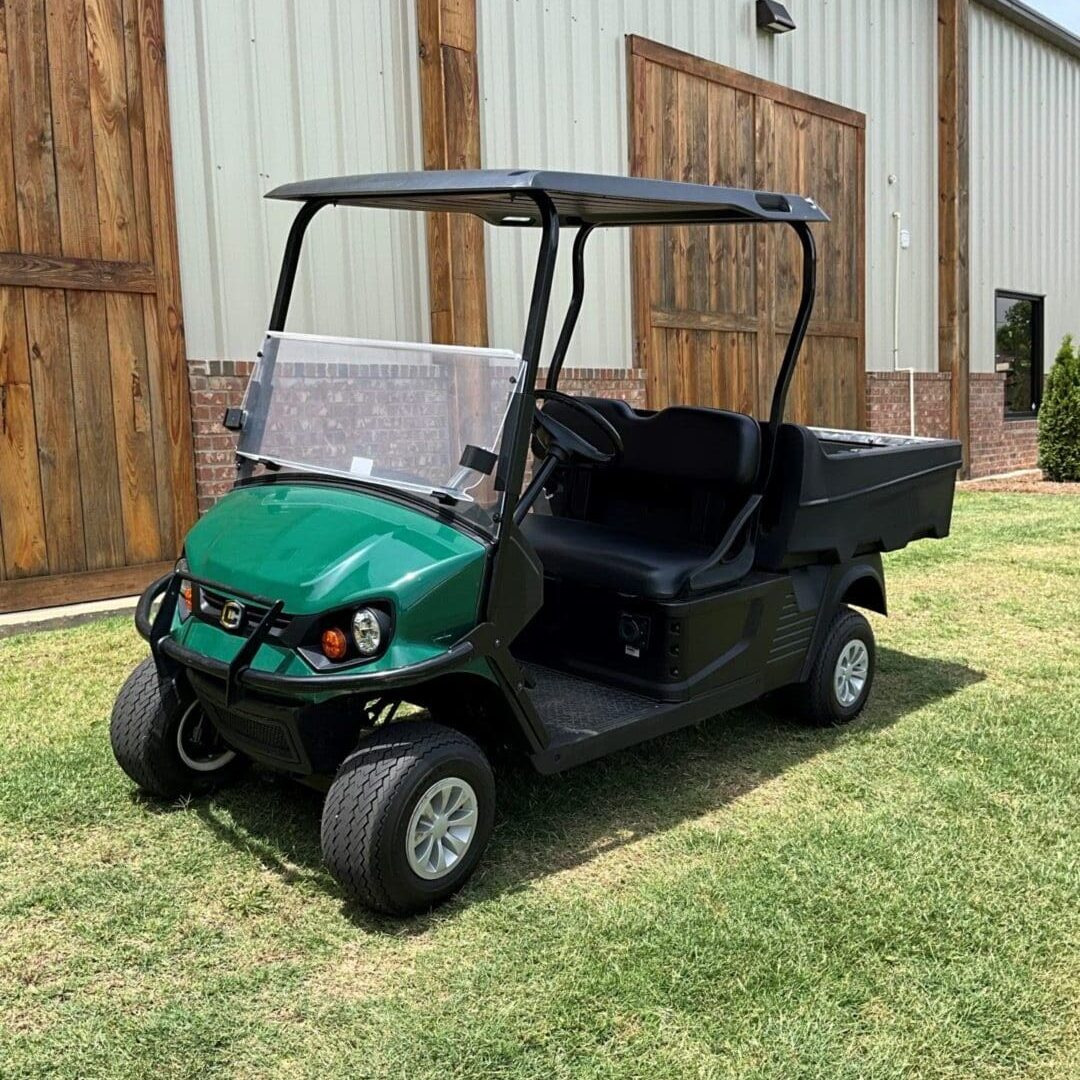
left=521, top=514, right=711, bottom=599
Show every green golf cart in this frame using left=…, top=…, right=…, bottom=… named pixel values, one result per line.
left=111, top=171, right=961, bottom=914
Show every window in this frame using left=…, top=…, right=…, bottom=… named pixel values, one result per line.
left=995, top=291, right=1044, bottom=418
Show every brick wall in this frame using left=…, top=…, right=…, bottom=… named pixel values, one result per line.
left=546, top=367, right=648, bottom=408
left=188, top=360, right=252, bottom=512
left=865, top=371, right=952, bottom=439
left=187, top=361, right=648, bottom=511
left=187, top=360, right=1038, bottom=509
left=968, top=372, right=1039, bottom=478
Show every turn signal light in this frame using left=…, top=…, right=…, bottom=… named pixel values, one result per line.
left=321, top=627, right=348, bottom=662
left=178, top=580, right=194, bottom=620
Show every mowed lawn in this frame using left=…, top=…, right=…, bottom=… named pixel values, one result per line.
left=1, top=492, right=1078, bottom=1080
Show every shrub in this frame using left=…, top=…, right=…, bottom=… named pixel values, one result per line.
left=1038, top=335, right=1080, bottom=482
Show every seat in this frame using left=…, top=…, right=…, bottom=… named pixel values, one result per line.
left=523, top=398, right=761, bottom=599
left=522, top=514, right=712, bottom=599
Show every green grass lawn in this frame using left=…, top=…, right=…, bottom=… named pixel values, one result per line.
left=1, top=492, right=1078, bottom=1079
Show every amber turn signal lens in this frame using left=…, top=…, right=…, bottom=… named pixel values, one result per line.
left=178, top=580, right=194, bottom=620
left=321, top=627, right=348, bottom=661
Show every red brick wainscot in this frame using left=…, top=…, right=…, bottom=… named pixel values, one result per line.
left=186, top=361, right=648, bottom=512
left=188, top=361, right=1039, bottom=509
left=864, top=371, right=952, bottom=439
left=967, top=372, right=1038, bottom=478
left=188, top=359, right=254, bottom=512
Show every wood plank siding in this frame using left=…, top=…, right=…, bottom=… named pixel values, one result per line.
left=0, top=0, right=194, bottom=612
left=627, top=36, right=866, bottom=428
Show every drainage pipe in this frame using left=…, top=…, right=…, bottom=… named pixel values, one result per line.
left=892, top=210, right=916, bottom=437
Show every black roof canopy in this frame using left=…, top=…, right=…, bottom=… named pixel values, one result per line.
left=265, top=169, right=829, bottom=226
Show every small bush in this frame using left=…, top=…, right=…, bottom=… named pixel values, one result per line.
left=1038, top=334, right=1080, bottom=482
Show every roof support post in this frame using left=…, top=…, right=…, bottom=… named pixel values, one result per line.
left=417, top=0, right=488, bottom=347
left=767, top=222, right=817, bottom=437
left=546, top=224, right=595, bottom=390
left=268, top=200, right=328, bottom=332
left=938, top=0, right=971, bottom=475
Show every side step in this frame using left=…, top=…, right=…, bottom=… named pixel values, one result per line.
left=525, top=664, right=761, bottom=774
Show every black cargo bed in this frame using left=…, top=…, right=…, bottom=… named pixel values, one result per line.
left=757, top=425, right=962, bottom=568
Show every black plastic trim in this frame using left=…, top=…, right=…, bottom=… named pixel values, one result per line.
left=158, top=635, right=475, bottom=697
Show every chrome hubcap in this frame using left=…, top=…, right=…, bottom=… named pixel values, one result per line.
left=406, top=777, right=478, bottom=880
left=834, top=639, right=870, bottom=707
left=176, top=701, right=236, bottom=773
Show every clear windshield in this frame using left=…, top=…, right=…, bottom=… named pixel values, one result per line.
left=236, top=332, right=524, bottom=529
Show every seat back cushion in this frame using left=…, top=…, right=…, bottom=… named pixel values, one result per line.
left=544, top=398, right=761, bottom=547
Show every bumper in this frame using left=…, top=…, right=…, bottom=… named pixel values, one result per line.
left=186, top=669, right=360, bottom=775
left=136, top=572, right=475, bottom=698
left=135, top=573, right=485, bottom=775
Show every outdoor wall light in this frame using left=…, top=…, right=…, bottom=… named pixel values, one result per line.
left=756, top=0, right=796, bottom=34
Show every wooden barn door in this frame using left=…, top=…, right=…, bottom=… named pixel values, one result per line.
left=0, top=0, right=194, bottom=612
left=628, top=36, right=866, bottom=428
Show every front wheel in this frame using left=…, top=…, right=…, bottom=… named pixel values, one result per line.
left=790, top=605, right=876, bottom=726
left=110, top=657, right=245, bottom=799
left=320, top=721, right=495, bottom=915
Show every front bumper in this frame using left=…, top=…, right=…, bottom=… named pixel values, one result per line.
left=137, top=572, right=475, bottom=699
left=137, top=572, right=481, bottom=774
left=185, top=668, right=359, bottom=774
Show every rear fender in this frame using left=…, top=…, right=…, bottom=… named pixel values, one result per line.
left=837, top=560, right=887, bottom=616
left=797, top=555, right=886, bottom=682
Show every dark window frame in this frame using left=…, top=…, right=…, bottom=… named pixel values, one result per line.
left=994, top=289, right=1044, bottom=421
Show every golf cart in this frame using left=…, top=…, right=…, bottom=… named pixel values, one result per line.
left=111, top=171, right=962, bottom=914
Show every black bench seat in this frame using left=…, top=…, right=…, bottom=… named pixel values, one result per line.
left=522, top=398, right=762, bottom=599
left=521, top=514, right=712, bottom=600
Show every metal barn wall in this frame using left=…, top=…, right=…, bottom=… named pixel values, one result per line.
left=969, top=3, right=1080, bottom=374
left=163, top=0, right=428, bottom=361
left=477, top=0, right=939, bottom=372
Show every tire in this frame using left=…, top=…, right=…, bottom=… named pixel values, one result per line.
left=110, top=657, right=245, bottom=799
left=790, top=605, right=876, bottom=726
left=321, top=720, right=495, bottom=915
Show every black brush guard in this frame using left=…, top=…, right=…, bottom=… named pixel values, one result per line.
left=135, top=573, right=474, bottom=705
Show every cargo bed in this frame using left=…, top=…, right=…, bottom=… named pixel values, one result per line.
left=757, top=424, right=963, bottom=568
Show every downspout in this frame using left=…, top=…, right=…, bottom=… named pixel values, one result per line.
left=892, top=210, right=916, bottom=437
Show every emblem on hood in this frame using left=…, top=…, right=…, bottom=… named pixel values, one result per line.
left=220, top=600, right=245, bottom=631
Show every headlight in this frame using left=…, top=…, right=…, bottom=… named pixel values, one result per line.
left=352, top=608, right=382, bottom=656
left=178, top=579, right=194, bottom=620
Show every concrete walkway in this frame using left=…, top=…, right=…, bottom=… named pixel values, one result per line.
left=0, top=595, right=138, bottom=640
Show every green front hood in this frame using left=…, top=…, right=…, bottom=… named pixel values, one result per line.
left=175, top=482, right=489, bottom=684
left=183, top=482, right=485, bottom=615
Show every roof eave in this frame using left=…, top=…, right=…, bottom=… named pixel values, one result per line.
left=977, top=0, right=1080, bottom=61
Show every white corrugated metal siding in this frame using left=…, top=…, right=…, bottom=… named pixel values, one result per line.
left=970, top=2, right=1080, bottom=372
left=477, top=0, right=940, bottom=371
left=164, top=0, right=427, bottom=360
left=164, top=2, right=1080, bottom=378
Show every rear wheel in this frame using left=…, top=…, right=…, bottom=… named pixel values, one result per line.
left=110, top=657, right=245, bottom=799
left=320, top=721, right=495, bottom=915
left=790, top=605, right=876, bottom=726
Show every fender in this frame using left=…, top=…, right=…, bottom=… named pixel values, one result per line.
left=798, top=555, right=886, bottom=682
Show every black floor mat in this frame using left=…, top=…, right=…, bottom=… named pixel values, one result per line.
left=524, top=665, right=664, bottom=748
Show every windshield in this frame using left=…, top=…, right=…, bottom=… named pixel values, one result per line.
left=236, top=332, right=525, bottom=529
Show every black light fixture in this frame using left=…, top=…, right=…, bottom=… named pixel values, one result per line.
left=757, top=0, right=796, bottom=34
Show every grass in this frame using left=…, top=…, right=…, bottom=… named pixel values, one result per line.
left=1, top=491, right=1078, bottom=1079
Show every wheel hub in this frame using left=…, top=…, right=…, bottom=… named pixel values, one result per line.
left=406, top=777, right=478, bottom=881
left=834, top=639, right=869, bottom=708
left=176, top=701, right=237, bottom=773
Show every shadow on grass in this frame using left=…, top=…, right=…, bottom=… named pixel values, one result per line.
left=185, top=647, right=983, bottom=930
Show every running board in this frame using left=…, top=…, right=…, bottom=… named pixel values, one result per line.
left=527, top=665, right=762, bottom=774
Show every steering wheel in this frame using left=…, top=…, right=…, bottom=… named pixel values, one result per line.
left=532, top=389, right=624, bottom=465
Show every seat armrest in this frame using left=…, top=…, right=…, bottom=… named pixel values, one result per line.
left=688, top=494, right=762, bottom=592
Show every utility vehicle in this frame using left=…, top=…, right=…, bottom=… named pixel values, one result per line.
left=111, top=171, right=961, bottom=914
